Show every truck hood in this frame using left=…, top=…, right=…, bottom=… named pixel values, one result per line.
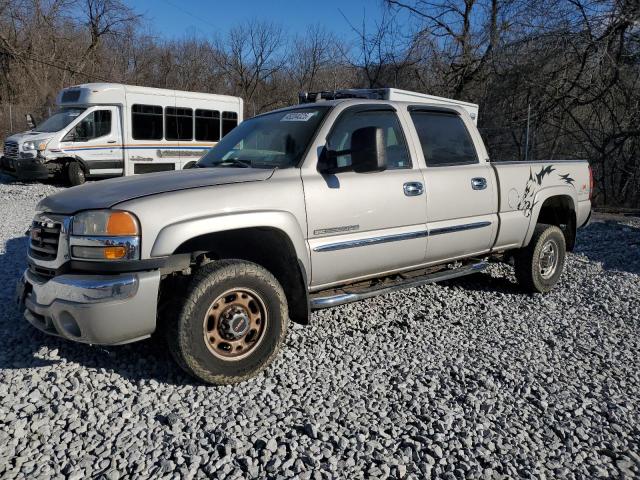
left=38, top=167, right=275, bottom=214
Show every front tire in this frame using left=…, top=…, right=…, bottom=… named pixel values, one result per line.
left=167, top=260, right=289, bottom=384
left=67, top=161, right=86, bottom=186
left=514, top=224, right=566, bottom=293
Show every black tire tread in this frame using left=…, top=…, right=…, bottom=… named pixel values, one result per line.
left=514, top=223, right=566, bottom=293
left=166, top=259, right=288, bottom=384
left=67, top=162, right=85, bottom=186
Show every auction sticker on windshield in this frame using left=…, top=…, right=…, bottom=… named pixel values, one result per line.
left=281, top=112, right=317, bottom=122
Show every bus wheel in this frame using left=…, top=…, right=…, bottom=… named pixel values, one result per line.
left=67, top=162, right=86, bottom=186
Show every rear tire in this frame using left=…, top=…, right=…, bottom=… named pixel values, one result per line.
left=167, top=260, right=289, bottom=384
left=67, top=161, right=86, bottom=186
left=514, top=224, right=566, bottom=293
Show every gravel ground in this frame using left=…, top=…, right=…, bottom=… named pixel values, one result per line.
left=0, top=174, right=639, bottom=479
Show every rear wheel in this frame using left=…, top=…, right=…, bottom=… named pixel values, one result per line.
left=514, top=224, right=566, bottom=293
left=167, top=260, right=289, bottom=384
left=67, top=161, right=86, bottom=186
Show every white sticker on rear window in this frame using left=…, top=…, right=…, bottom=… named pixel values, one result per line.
left=69, top=113, right=80, bottom=117
left=281, top=112, right=317, bottom=122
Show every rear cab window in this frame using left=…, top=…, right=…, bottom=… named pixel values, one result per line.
left=409, top=109, right=478, bottom=167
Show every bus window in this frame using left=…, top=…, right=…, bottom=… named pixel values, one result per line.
left=132, top=104, right=163, bottom=140
left=195, top=109, right=221, bottom=142
left=165, top=107, right=193, bottom=141
left=222, top=111, right=238, bottom=137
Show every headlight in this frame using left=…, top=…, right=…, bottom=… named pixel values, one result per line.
left=70, top=210, right=140, bottom=261
left=72, top=210, right=139, bottom=236
left=22, top=140, right=37, bottom=151
left=23, top=138, right=51, bottom=151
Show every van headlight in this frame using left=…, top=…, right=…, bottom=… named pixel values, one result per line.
left=23, top=138, right=51, bottom=151
left=70, top=210, right=140, bottom=260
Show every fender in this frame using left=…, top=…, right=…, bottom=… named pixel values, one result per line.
left=44, top=154, right=87, bottom=170
left=523, top=186, right=577, bottom=246
left=150, top=210, right=311, bottom=277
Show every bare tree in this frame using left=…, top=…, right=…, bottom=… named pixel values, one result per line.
left=0, top=0, right=638, bottom=207
left=214, top=20, right=286, bottom=114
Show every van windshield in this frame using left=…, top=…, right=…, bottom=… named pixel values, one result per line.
left=34, top=108, right=86, bottom=133
left=198, top=106, right=329, bottom=169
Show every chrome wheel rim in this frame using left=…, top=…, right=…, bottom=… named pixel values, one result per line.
left=203, top=288, right=267, bottom=361
left=539, top=239, right=559, bottom=279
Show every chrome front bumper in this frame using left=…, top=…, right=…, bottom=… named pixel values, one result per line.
left=17, top=269, right=161, bottom=345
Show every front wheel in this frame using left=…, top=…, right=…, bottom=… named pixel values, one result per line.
left=167, top=260, right=289, bottom=384
left=66, top=161, right=86, bottom=186
left=514, top=224, right=566, bottom=293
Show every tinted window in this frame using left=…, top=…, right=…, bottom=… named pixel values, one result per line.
left=410, top=111, right=477, bottom=166
left=132, top=104, right=163, bottom=140
left=327, top=109, right=411, bottom=170
left=165, top=107, right=193, bottom=141
left=61, top=90, right=81, bottom=103
left=69, top=110, right=111, bottom=141
left=195, top=109, right=220, bottom=142
left=222, top=111, right=238, bottom=137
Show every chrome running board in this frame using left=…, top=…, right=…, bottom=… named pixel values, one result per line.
left=310, top=261, right=487, bottom=310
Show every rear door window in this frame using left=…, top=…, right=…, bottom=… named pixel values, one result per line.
left=410, top=111, right=478, bottom=166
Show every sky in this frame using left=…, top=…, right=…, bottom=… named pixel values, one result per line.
left=127, top=0, right=388, bottom=40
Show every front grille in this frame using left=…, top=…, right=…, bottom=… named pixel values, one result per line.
left=28, top=263, right=57, bottom=279
left=29, top=219, right=61, bottom=261
left=3, top=141, right=18, bottom=160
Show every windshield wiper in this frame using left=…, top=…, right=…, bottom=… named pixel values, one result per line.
left=215, top=159, right=251, bottom=168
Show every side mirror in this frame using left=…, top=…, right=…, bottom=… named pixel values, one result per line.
left=318, top=126, right=388, bottom=174
left=350, top=126, right=387, bottom=173
left=25, top=113, right=36, bottom=130
left=183, top=161, right=198, bottom=169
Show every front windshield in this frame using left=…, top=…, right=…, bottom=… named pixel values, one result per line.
left=34, top=107, right=86, bottom=133
left=198, top=106, right=329, bottom=169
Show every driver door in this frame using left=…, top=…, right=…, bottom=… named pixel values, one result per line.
left=302, top=106, right=427, bottom=288
left=60, top=106, right=123, bottom=176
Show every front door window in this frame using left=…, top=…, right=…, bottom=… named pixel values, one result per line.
left=65, top=110, right=112, bottom=142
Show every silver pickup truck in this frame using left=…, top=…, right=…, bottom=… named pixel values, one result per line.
left=16, top=89, right=592, bottom=384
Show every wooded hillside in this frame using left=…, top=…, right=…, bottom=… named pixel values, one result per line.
left=1, top=0, right=638, bottom=207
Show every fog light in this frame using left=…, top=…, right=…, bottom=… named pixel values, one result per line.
left=59, top=311, right=81, bottom=338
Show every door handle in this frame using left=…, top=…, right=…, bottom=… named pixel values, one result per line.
left=107, top=140, right=117, bottom=144
left=403, top=182, right=424, bottom=196
left=471, top=177, right=487, bottom=190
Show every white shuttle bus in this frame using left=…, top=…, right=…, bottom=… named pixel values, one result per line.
left=1, top=83, right=243, bottom=185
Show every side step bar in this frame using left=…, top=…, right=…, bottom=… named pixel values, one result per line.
left=310, top=261, right=487, bottom=310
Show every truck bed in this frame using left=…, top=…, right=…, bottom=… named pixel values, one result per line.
left=490, top=160, right=591, bottom=251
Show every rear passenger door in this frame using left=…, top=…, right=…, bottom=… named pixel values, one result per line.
left=407, top=108, right=497, bottom=262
